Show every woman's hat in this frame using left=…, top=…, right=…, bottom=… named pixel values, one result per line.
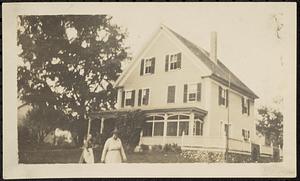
left=112, top=127, right=119, bottom=134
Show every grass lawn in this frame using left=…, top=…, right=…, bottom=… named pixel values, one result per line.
left=18, top=148, right=193, bottom=164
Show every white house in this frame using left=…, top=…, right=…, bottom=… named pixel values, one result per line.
left=91, top=25, right=274, bottom=162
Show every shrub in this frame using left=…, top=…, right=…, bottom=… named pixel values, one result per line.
left=163, top=143, right=181, bottom=153
left=140, top=144, right=149, bottom=152
left=152, top=145, right=163, bottom=152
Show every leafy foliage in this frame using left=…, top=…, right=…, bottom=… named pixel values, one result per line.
left=99, top=110, right=146, bottom=152
left=19, top=106, right=70, bottom=147
left=17, top=15, right=129, bottom=144
left=256, top=106, right=283, bottom=148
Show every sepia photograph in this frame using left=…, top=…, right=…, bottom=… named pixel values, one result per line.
left=3, top=2, right=296, bottom=178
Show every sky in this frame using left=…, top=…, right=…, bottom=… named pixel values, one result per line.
left=106, top=3, right=295, bottom=110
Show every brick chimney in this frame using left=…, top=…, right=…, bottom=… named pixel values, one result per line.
left=210, top=31, right=217, bottom=64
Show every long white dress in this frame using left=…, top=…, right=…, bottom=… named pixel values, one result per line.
left=101, top=137, right=127, bottom=163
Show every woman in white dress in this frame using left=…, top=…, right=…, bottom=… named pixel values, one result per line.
left=100, top=128, right=127, bottom=163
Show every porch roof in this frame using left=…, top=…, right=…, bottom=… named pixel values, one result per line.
left=90, top=107, right=208, bottom=119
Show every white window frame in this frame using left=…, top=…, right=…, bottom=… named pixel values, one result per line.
left=144, top=58, right=153, bottom=75
left=141, top=88, right=150, bottom=106
left=144, top=115, right=164, bottom=137
left=169, top=52, right=181, bottom=71
left=188, top=83, right=198, bottom=102
left=125, top=90, right=134, bottom=107
left=193, top=119, right=204, bottom=136
left=166, top=113, right=190, bottom=137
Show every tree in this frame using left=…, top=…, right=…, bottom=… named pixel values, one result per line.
left=256, top=106, right=283, bottom=148
left=19, top=106, right=70, bottom=145
left=17, top=15, right=128, bottom=145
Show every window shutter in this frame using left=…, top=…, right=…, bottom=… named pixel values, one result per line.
left=183, top=84, right=188, bottom=103
left=197, top=83, right=201, bottom=101
left=151, top=58, right=155, bottom=74
left=177, top=53, right=182, bottom=69
left=242, top=129, right=245, bottom=137
left=138, top=89, right=142, bottom=106
left=247, top=99, right=250, bottom=116
left=165, top=55, right=169, bottom=72
left=140, top=59, right=144, bottom=76
left=131, top=90, right=135, bottom=107
left=121, top=91, right=125, bottom=108
left=145, top=89, right=150, bottom=105
left=226, top=89, right=229, bottom=107
left=218, top=86, right=222, bottom=105
left=167, top=86, right=175, bottom=103
left=242, top=97, right=244, bottom=113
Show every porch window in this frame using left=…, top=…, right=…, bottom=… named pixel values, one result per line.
left=194, top=120, right=203, bottom=136
left=143, top=122, right=153, bottom=137
left=166, top=114, right=190, bottom=136
left=143, top=115, right=164, bottom=137
left=167, top=122, right=178, bottom=136
left=179, top=122, right=189, bottom=136
left=153, top=122, right=164, bottom=136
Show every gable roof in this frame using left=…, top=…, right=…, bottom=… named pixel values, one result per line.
left=165, top=26, right=259, bottom=99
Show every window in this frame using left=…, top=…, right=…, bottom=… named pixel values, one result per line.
left=138, top=88, right=150, bottom=106
left=167, top=86, right=176, bottom=103
left=167, top=122, right=177, bottom=136
left=184, top=83, right=201, bottom=103
left=143, top=122, right=153, bottom=137
left=194, top=120, right=203, bottom=136
left=153, top=122, right=164, bottom=136
left=218, top=86, right=228, bottom=106
left=140, top=57, right=155, bottom=75
left=242, top=129, right=250, bottom=141
left=144, top=115, right=164, bottom=137
left=168, top=115, right=179, bottom=120
left=179, top=115, right=190, bottom=119
left=124, top=90, right=135, bottom=106
left=188, top=84, right=197, bottom=101
left=144, top=59, right=152, bottom=74
left=242, top=97, right=250, bottom=115
left=165, top=53, right=182, bottom=71
left=170, top=54, right=179, bottom=70
left=179, top=122, right=189, bottom=136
